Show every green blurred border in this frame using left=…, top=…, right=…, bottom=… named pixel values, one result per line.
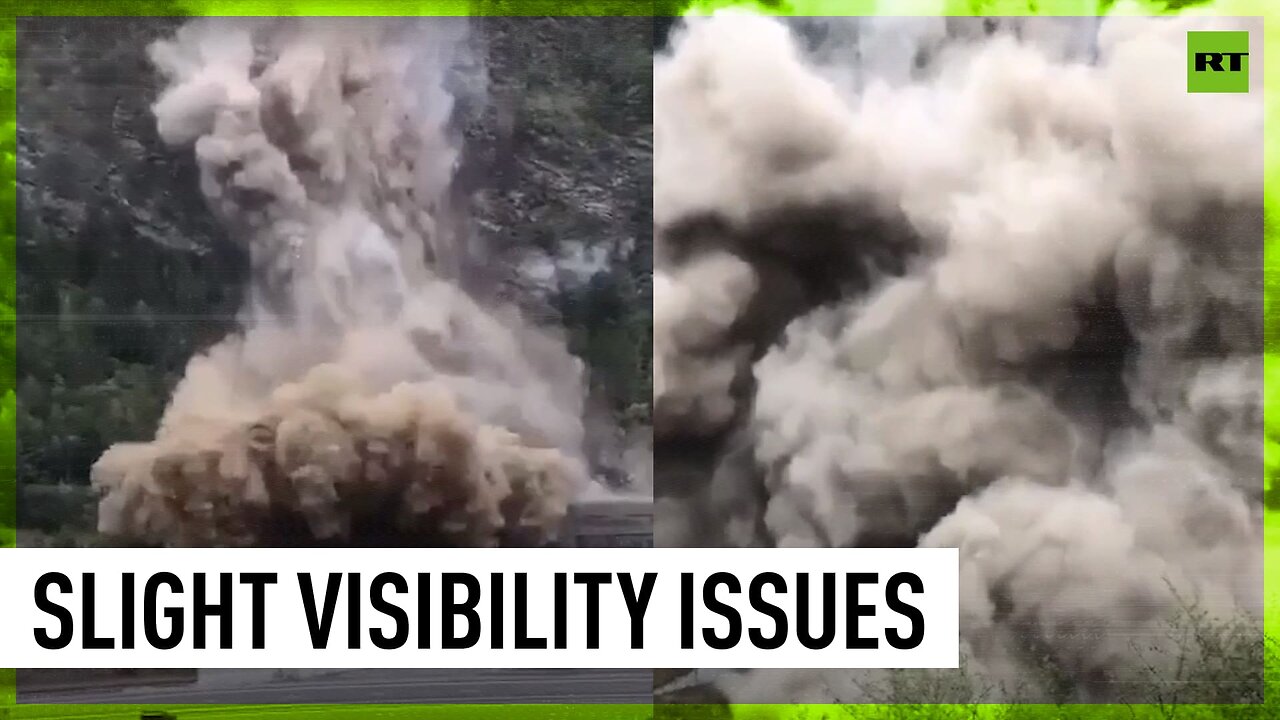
left=1, top=0, right=1276, bottom=718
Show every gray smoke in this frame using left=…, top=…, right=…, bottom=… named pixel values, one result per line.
left=92, top=17, right=602, bottom=548
left=654, top=11, right=1264, bottom=703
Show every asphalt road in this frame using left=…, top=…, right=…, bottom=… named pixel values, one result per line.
left=21, top=668, right=653, bottom=705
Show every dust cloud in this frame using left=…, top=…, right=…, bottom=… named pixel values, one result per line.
left=93, top=18, right=601, bottom=548
left=654, top=11, right=1264, bottom=703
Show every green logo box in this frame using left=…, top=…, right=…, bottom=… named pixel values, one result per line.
left=1188, top=30, right=1250, bottom=93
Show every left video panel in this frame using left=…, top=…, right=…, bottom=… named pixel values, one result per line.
left=14, top=14, right=652, bottom=703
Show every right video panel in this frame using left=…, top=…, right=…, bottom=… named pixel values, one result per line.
left=653, top=13, right=1265, bottom=706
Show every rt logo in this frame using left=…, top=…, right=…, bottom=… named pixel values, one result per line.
left=1188, top=31, right=1250, bottom=93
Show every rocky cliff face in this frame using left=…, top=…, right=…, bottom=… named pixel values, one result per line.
left=15, top=17, right=652, bottom=511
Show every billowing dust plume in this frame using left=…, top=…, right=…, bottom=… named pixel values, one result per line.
left=655, top=11, right=1264, bottom=703
left=92, top=17, right=594, bottom=548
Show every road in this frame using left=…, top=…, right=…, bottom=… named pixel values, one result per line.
left=21, top=668, right=653, bottom=705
